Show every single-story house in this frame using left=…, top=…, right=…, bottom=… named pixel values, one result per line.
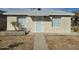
left=0, top=8, right=75, bottom=33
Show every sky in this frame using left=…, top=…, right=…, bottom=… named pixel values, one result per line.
left=50, top=8, right=79, bottom=12
left=60, top=8, right=79, bottom=12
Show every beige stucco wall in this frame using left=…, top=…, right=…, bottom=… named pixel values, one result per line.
left=7, top=16, right=35, bottom=32
left=44, top=16, right=71, bottom=33
left=7, top=16, right=71, bottom=33
left=7, top=16, right=17, bottom=30
left=26, top=16, right=35, bottom=32
left=61, top=17, right=71, bottom=33
left=44, top=17, right=61, bottom=33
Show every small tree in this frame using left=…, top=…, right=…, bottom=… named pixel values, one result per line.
left=11, top=21, right=29, bottom=34
left=11, top=21, right=17, bottom=30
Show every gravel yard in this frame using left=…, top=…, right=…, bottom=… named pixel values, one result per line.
left=0, top=35, right=34, bottom=50
left=46, top=35, right=79, bottom=50
left=0, top=33, right=79, bottom=50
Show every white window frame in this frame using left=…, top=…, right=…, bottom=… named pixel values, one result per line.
left=51, top=17, right=61, bottom=28
left=17, top=16, right=27, bottom=28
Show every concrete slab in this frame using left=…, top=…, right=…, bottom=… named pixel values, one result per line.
left=33, top=33, right=49, bottom=50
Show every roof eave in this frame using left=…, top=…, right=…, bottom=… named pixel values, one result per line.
left=3, top=13, right=75, bottom=16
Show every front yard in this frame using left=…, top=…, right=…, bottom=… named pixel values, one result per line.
left=0, top=35, right=34, bottom=50
left=46, top=34, right=79, bottom=50
left=1, top=33, right=79, bottom=50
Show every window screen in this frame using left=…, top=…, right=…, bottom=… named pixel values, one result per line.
left=52, top=17, right=61, bottom=27
left=17, top=16, right=27, bottom=28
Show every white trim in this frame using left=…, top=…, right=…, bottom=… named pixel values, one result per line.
left=3, top=11, right=75, bottom=16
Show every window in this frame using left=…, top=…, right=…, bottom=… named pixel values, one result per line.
left=52, top=17, right=61, bottom=28
left=17, top=16, right=27, bottom=28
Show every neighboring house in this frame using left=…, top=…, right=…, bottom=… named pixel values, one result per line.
left=0, top=8, right=74, bottom=33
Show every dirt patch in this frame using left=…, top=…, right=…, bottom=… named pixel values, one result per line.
left=0, top=35, right=34, bottom=50
left=46, top=35, right=79, bottom=50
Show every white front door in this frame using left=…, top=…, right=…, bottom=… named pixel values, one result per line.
left=35, top=16, right=44, bottom=32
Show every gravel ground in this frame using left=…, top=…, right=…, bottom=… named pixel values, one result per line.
left=0, top=35, right=34, bottom=50
left=46, top=35, right=79, bottom=50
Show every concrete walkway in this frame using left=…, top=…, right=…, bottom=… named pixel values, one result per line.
left=33, top=33, right=49, bottom=50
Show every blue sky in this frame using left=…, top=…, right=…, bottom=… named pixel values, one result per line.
left=61, top=8, right=79, bottom=12
left=50, top=8, right=79, bottom=12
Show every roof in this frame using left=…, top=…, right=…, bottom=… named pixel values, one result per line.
left=0, top=8, right=75, bottom=16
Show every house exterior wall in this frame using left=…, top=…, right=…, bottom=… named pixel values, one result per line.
left=7, top=16, right=35, bottom=32
left=44, top=16, right=71, bottom=33
left=26, top=16, right=35, bottom=32
left=7, top=16, right=17, bottom=30
left=0, top=15, right=7, bottom=31
left=7, top=16, right=71, bottom=33
left=44, top=16, right=61, bottom=33
left=61, top=17, right=71, bottom=33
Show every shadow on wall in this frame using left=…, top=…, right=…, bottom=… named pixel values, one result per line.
left=31, top=16, right=51, bottom=21
left=0, top=15, right=7, bottom=31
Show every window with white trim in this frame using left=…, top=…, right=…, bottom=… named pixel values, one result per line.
left=52, top=17, right=61, bottom=28
left=17, top=16, right=27, bottom=28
